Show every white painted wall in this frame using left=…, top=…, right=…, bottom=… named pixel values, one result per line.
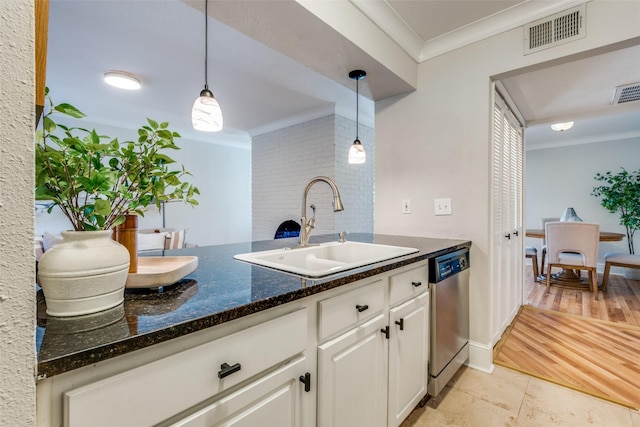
left=252, top=114, right=374, bottom=242
left=0, top=0, right=36, bottom=423
left=35, top=120, right=252, bottom=247
left=375, top=0, right=640, bottom=371
left=525, top=137, right=640, bottom=263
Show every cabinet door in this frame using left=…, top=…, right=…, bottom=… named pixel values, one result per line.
left=388, top=292, right=429, bottom=427
left=317, top=314, right=387, bottom=427
left=170, top=355, right=308, bottom=427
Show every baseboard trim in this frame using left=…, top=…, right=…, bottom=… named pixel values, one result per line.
left=466, top=339, right=494, bottom=373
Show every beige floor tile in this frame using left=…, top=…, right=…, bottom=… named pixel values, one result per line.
left=412, top=385, right=518, bottom=426
left=448, top=365, right=529, bottom=412
left=403, top=366, right=637, bottom=427
left=517, top=377, right=635, bottom=427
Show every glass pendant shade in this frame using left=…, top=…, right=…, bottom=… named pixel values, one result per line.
left=192, top=0, right=222, bottom=132
left=192, top=87, right=223, bottom=132
left=348, top=139, right=366, bottom=164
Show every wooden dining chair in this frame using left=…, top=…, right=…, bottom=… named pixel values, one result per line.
left=525, top=246, right=539, bottom=279
left=539, top=217, right=560, bottom=273
left=602, top=252, right=640, bottom=290
left=545, top=221, right=600, bottom=298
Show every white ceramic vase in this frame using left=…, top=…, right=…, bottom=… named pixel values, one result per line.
left=38, top=230, right=130, bottom=317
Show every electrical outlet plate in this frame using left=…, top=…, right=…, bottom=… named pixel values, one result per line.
left=402, top=199, right=411, bottom=214
left=434, top=198, right=452, bottom=215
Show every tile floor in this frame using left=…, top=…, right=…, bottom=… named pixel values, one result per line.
left=401, top=365, right=640, bottom=426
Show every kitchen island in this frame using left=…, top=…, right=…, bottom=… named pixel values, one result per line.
left=36, top=233, right=471, bottom=427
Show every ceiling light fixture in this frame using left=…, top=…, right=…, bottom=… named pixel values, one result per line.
left=550, top=121, right=574, bottom=132
left=192, top=0, right=223, bottom=132
left=103, top=71, right=141, bottom=90
left=348, top=69, right=366, bottom=164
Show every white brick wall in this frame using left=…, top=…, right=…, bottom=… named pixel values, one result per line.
left=334, top=115, right=375, bottom=236
left=252, top=114, right=374, bottom=241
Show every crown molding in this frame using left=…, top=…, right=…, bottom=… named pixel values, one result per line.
left=351, top=0, right=589, bottom=63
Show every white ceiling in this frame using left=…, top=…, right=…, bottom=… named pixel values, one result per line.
left=45, top=0, right=640, bottom=148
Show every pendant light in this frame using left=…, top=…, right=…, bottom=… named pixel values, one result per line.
left=348, top=70, right=366, bottom=164
left=192, top=0, right=223, bottom=132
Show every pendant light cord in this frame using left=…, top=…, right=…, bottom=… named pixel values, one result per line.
left=355, top=78, right=359, bottom=140
left=204, top=0, right=209, bottom=88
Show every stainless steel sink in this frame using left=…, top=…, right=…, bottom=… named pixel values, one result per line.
left=233, top=241, right=419, bottom=278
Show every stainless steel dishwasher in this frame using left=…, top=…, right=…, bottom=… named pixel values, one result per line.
left=427, top=247, right=470, bottom=397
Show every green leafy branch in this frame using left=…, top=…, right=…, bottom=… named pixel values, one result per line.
left=35, top=88, right=199, bottom=231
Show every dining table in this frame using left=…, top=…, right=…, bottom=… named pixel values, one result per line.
left=525, top=229, right=625, bottom=242
left=525, top=228, right=625, bottom=285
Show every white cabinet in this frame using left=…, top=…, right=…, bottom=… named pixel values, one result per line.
left=317, top=263, right=430, bottom=427
left=317, top=279, right=387, bottom=427
left=318, top=314, right=388, bottom=427
left=63, top=309, right=309, bottom=427
left=39, top=261, right=433, bottom=427
left=388, top=292, right=429, bottom=427
left=169, top=355, right=308, bottom=427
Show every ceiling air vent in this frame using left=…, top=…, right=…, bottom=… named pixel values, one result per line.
left=613, top=83, right=640, bottom=104
left=524, top=4, right=585, bottom=55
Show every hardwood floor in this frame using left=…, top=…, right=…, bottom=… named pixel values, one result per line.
left=524, top=266, right=640, bottom=326
left=494, top=305, right=640, bottom=408
left=510, top=266, right=640, bottom=409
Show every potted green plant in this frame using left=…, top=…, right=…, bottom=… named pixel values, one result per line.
left=592, top=167, right=640, bottom=256
left=35, top=88, right=199, bottom=317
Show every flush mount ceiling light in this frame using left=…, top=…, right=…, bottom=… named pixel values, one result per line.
left=550, top=121, right=574, bottom=131
left=348, top=69, right=366, bottom=164
left=103, top=71, right=141, bottom=90
left=192, top=0, right=223, bottom=132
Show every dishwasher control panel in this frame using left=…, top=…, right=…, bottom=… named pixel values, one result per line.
left=429, top=248, right=470, bottom=283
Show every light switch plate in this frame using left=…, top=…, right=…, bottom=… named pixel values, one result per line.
left=402, top=199, right=411, bottom=214
left=434, top=198, right=452, bottom=215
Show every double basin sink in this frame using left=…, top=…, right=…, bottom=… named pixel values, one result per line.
left=234, top=241, right=419, bottom=279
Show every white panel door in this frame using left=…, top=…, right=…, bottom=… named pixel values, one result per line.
left=387, top=292, right=429, bottom=427
left=317, top=314, right=387, bottom=427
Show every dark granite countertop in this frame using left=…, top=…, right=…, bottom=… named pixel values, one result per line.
left=36, top=233, right=470, bottom=379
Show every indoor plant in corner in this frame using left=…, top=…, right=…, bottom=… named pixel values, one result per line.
left=592, top=167, right=640, bottom=279
left=36, top=88, right=199, bottom=317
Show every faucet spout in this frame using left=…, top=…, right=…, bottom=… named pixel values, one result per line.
left=299, top=176, right=344, bottom=247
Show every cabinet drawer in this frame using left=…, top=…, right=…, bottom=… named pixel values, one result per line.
left=64, top=309, right=307, bottom=427
left=169, top=355, right=307, bottom=427
left=318, top=280, right=384, bottom=341
left=389, top=264, right=428, bottom=306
